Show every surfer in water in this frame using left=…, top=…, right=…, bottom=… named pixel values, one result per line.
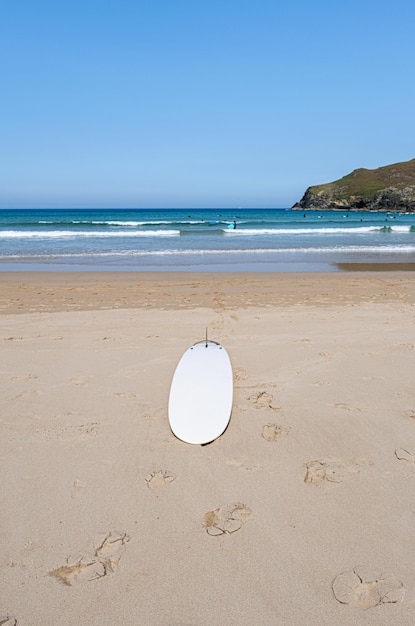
left=233, top=220, right=236, bottom=229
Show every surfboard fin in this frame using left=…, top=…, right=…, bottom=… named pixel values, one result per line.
left=194, top=330, right=219, bottom=348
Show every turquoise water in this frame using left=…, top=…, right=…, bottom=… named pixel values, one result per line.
left=1, top=208, right=415, bottom=271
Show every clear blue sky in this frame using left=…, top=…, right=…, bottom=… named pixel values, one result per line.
left=1, top=0, right=414, bottom=208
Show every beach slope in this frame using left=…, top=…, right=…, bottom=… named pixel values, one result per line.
left=1, top=272, right=415, bottom=625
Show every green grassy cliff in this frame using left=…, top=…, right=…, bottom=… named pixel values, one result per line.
left=293, top=158, right=415, bottom=211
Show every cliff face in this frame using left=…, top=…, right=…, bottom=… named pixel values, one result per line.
left=293, top=158, right=415, bottom=212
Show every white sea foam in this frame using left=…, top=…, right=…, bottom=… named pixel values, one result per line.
left=0, top=229, right=180, bottom=238
left=102, top=220, right=204, bottom=226
left=2, top=244, right=415, bottom=260
left=223, top=226, right=413, bottom=235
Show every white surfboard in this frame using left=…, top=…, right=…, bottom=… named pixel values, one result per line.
left=168, top=338, right=233, bottom=444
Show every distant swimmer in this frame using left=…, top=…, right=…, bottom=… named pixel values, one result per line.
left=233, top=220, right=237, bottom=229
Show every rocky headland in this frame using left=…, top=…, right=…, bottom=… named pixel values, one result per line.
left=293, top=158, right=415, bottom=212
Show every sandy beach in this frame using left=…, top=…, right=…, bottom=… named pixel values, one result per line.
left=1, top=271, right=415, bottom=626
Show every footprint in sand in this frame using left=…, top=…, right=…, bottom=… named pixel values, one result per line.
left=76, top=422, right=99, bottom=438
left=395, top=448, right=415, bottom=464
left=226, top=457, right=258, bottom=472
left=145, top=470, right=176, bottom=490
left=203, top=502, right=251, bottom=536
left=234, top=368, right=248, bottom=382
left=49, top=559, right=99, bottom=586
left=49, top=531, right=130, bottom=586
left=261, top=424, right=289, bottom=442
left=332, top=569, right=404, bottom=609
left=113, top=392, right=138, bottom=403
left=249, top=391, right=278, bottom=411
left=94, top=531, right=129, bottom=573
left=0, top=618, right=18, bottom=626
left=35, top=422, right=99, bottom=442
left=333, top=402, right=361, bottom=413
left=304, top=457, right=372, bottom=484
left=69, top=377, right=91, bottom=387
left=11, top=373, right=38, bottom=381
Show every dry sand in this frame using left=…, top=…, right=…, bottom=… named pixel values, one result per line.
left=1, top=272, right=415, bottom=625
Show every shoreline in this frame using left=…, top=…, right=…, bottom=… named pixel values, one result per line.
left=335, top=262, right=415, bottom=271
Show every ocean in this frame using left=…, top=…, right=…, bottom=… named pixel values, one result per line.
left=1, top=207, right=415, bottom=272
